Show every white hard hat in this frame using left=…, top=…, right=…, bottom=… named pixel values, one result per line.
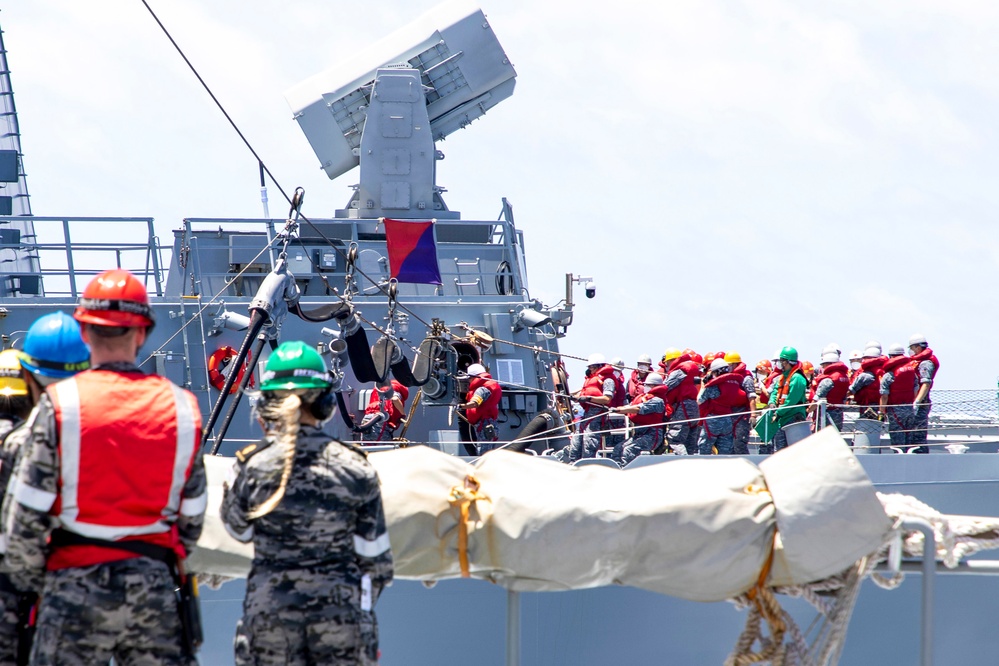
left=587, top=353, right=606, bottom=366
left=637, top=353, right=653, bottom=365
left=643, top=373, right=664, bottom=386
left=908, top=333, right=927, bottom=347
left=848, top=349, right=863, bottom=362
left=823, top=342, right=842, bottom=356
left=709, top=358, right=730, bottom=373
left=771, top=349, right=782, bottom=362
left=863, top=346, right=881, bottom=359
left=610, top=356, right=625, bottom=369
left=466, top=363, right=487, bottom=376
left=887, top=343, right=905, bottom=357
left=865, top=340, right=882, bottom=354
left=820, top=351, right=839, bottom=364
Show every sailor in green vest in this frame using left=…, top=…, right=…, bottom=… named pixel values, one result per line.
left=766, top=346, right=809, bottom=451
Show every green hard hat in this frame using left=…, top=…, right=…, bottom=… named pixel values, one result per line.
left=260, top=341, right=332, bottom=391
left=779, top=346, right=798, bottom=363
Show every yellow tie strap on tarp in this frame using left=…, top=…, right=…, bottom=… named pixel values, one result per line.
left=448, top=474, right=491, bottom=578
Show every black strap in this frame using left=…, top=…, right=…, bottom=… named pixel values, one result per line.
left=49, top=529, right=177, bottom=569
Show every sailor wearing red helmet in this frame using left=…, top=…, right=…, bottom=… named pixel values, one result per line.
left=5, top=268, right=206, bottom=664
left=659, top=348, right=701, bottom=455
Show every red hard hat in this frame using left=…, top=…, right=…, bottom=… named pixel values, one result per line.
left=73, top=269, right=155, bottom=328
left=689, top=352, right=703, bottom=365
left=702, top=352, right=718, bottom=366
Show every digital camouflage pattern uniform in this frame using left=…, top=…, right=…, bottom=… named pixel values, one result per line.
left=610, top=396, right=667, bottom=467
left=663, top=368, right=700, bottom=455
left=0, top=415, right=24, bottom=666
left=221, top=425, right=393, bottom=666
left=2, top=365, right=207, bottom=666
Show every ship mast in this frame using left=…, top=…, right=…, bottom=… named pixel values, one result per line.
left=0, top=20, right=43, bottom=295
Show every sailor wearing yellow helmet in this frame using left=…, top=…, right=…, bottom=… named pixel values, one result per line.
left=724, top=351, right=757, bottom=455
left=659, top=347, right=701, bottom=455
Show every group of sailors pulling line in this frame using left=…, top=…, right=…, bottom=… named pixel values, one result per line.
left=354, top=336, right=940, bottom=466
left=0, top=268, right=392, bottom=665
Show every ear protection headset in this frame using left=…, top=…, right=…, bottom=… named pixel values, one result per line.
left=310, top=385, right=336, bottom=422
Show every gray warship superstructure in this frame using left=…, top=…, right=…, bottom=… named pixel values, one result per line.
left=3, top=4, right=999, bottom=666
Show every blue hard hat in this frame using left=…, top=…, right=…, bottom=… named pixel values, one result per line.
left=20, top=312, right=91, bottom=379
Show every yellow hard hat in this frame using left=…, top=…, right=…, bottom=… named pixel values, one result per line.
left=662, top=347, right=681, bottom=363
left=0, top=348, right=28, bottom=397
left=724, top=351, right=742, bottom=364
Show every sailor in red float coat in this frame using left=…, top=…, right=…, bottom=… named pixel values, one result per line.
left=662, top=354, right=702, bottom=455
left=908, top=335, right=940, bottom=454
left=626, top=355, right=653, bottom=401
left=460, top=364, right=503, bottom=454
left=358, top=379, right=409, bottom=442
left=608, top=376, right=672, bottom=466
left=848, top=354, right=885, bottom=417
left=729, top=362, right=757, bottom=455
left=552, top=355, right=618, bottom=464
left=696, top=361, right=747, bottom=455
left=5, top=272, right=207, bottom=665
left=879, top=351, right=918, bottom=448
left=811, top=358, right=850, bottom=431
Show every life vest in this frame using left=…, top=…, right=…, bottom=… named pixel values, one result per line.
left=627, top=370, right=647, bottom=400
left=773, top=363, right=804, bottom=407
left=466, top=373, right=501, bottom=423
left=814, top=362, right=850, bottom=406
left=44, top=370, right=202, bottom=571
left=699, top=373, right=748, bottom=418
left=664, top=360, right=700, bottom=406
left=883, top=356, right=917, bottom=405
left=763, top=370, right=781, bottom=389
left=730, top=362, right=750, bottom=379
left=852, top=357, right=885, bottom=406
left=610, top=371, right=627, bottom=408
left=909, top=348, right=940, bottom=389
left=364, top=379, right=409, bottom=436
left=581, top=365, right=616, bottom=400
left=628, top=385, right=672, bottom=427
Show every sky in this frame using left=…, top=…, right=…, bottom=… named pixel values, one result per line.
left=2, top=0, right=997, bottom=390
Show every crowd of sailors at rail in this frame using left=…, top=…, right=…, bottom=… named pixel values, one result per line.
left=355, top=335, right=940, bottom=465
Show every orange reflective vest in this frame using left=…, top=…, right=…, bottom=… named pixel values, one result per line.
left=46, top=370, right=202, bottom=570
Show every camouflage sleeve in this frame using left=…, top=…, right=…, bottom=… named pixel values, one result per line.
left=354, top=466, right=393, bottom=600
left=601, top=378, right=616, bottom=398
left=177, top=451, right=207, bottom=555
left=849, top=372, right=873, bottom=394
left=219, top=459, right=254, bottom=543
left=663, top=370, right=686, bottom=391
left=741, top=376, right=757, bottom=400
left=697, top=385, right=720, bottom=404
left=814, top=378, right=834, bottom=399
left=918, top=360, right=936, bottom=384
left=3, top=396, right=58, bottom=591
left=0, top=422, right=31, bottom=545
left=635, top=396, right=665, bottom=415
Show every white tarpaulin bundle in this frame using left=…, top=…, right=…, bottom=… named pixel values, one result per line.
left=189, top=428, right=892, bottom=602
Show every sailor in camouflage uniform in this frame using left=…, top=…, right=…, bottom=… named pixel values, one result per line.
left=0, top=348, right=33, bottom=666
left=221, top=341, right=393, bottom=666
left=3, top=270, right=206, bottom=666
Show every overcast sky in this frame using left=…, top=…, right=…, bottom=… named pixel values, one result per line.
left=3, top=0, right=996, bottom=390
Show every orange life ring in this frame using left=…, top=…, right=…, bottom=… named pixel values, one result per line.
left=208, top=346, right=254, bottom=393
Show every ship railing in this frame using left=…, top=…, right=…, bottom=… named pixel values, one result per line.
left=177, top=217, right=527, bottom=300
left=0, top=215, right=165, bottom=298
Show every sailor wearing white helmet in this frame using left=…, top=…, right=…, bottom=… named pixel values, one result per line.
left=627, top=353, right=654, bottom=401
left=609, top=373, right=671, bottom=466
left=821, top=343, right=842, bottom=361
left=847, top=350, right=864, bottom=380
left=907, top=333, right=939, bottom=454
left=460, top=363, right=503, bottom=454
left=696, top=358, right=745, bottom=455
left=606, top=357, right=628, bottom=453
left=810, top=351, right=850, bottom=431
left=879, top=343, right=918, bottom=449
left=553, top=353, right=618, bottom=464
left=847, top=346, right=886, bottom=420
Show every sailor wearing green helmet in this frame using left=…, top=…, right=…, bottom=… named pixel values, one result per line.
left=220, top=340, right=393, bottom=666
left=765, top=346, right=809, bottom=452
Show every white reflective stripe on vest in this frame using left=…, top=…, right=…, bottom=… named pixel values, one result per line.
left=179, top=492, right=207, bottom=517
left=11, top=477, right=57, bottom=513
left=353, top=531, right=391, bottom=558
left=54, top=377, right=199, bottom=540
